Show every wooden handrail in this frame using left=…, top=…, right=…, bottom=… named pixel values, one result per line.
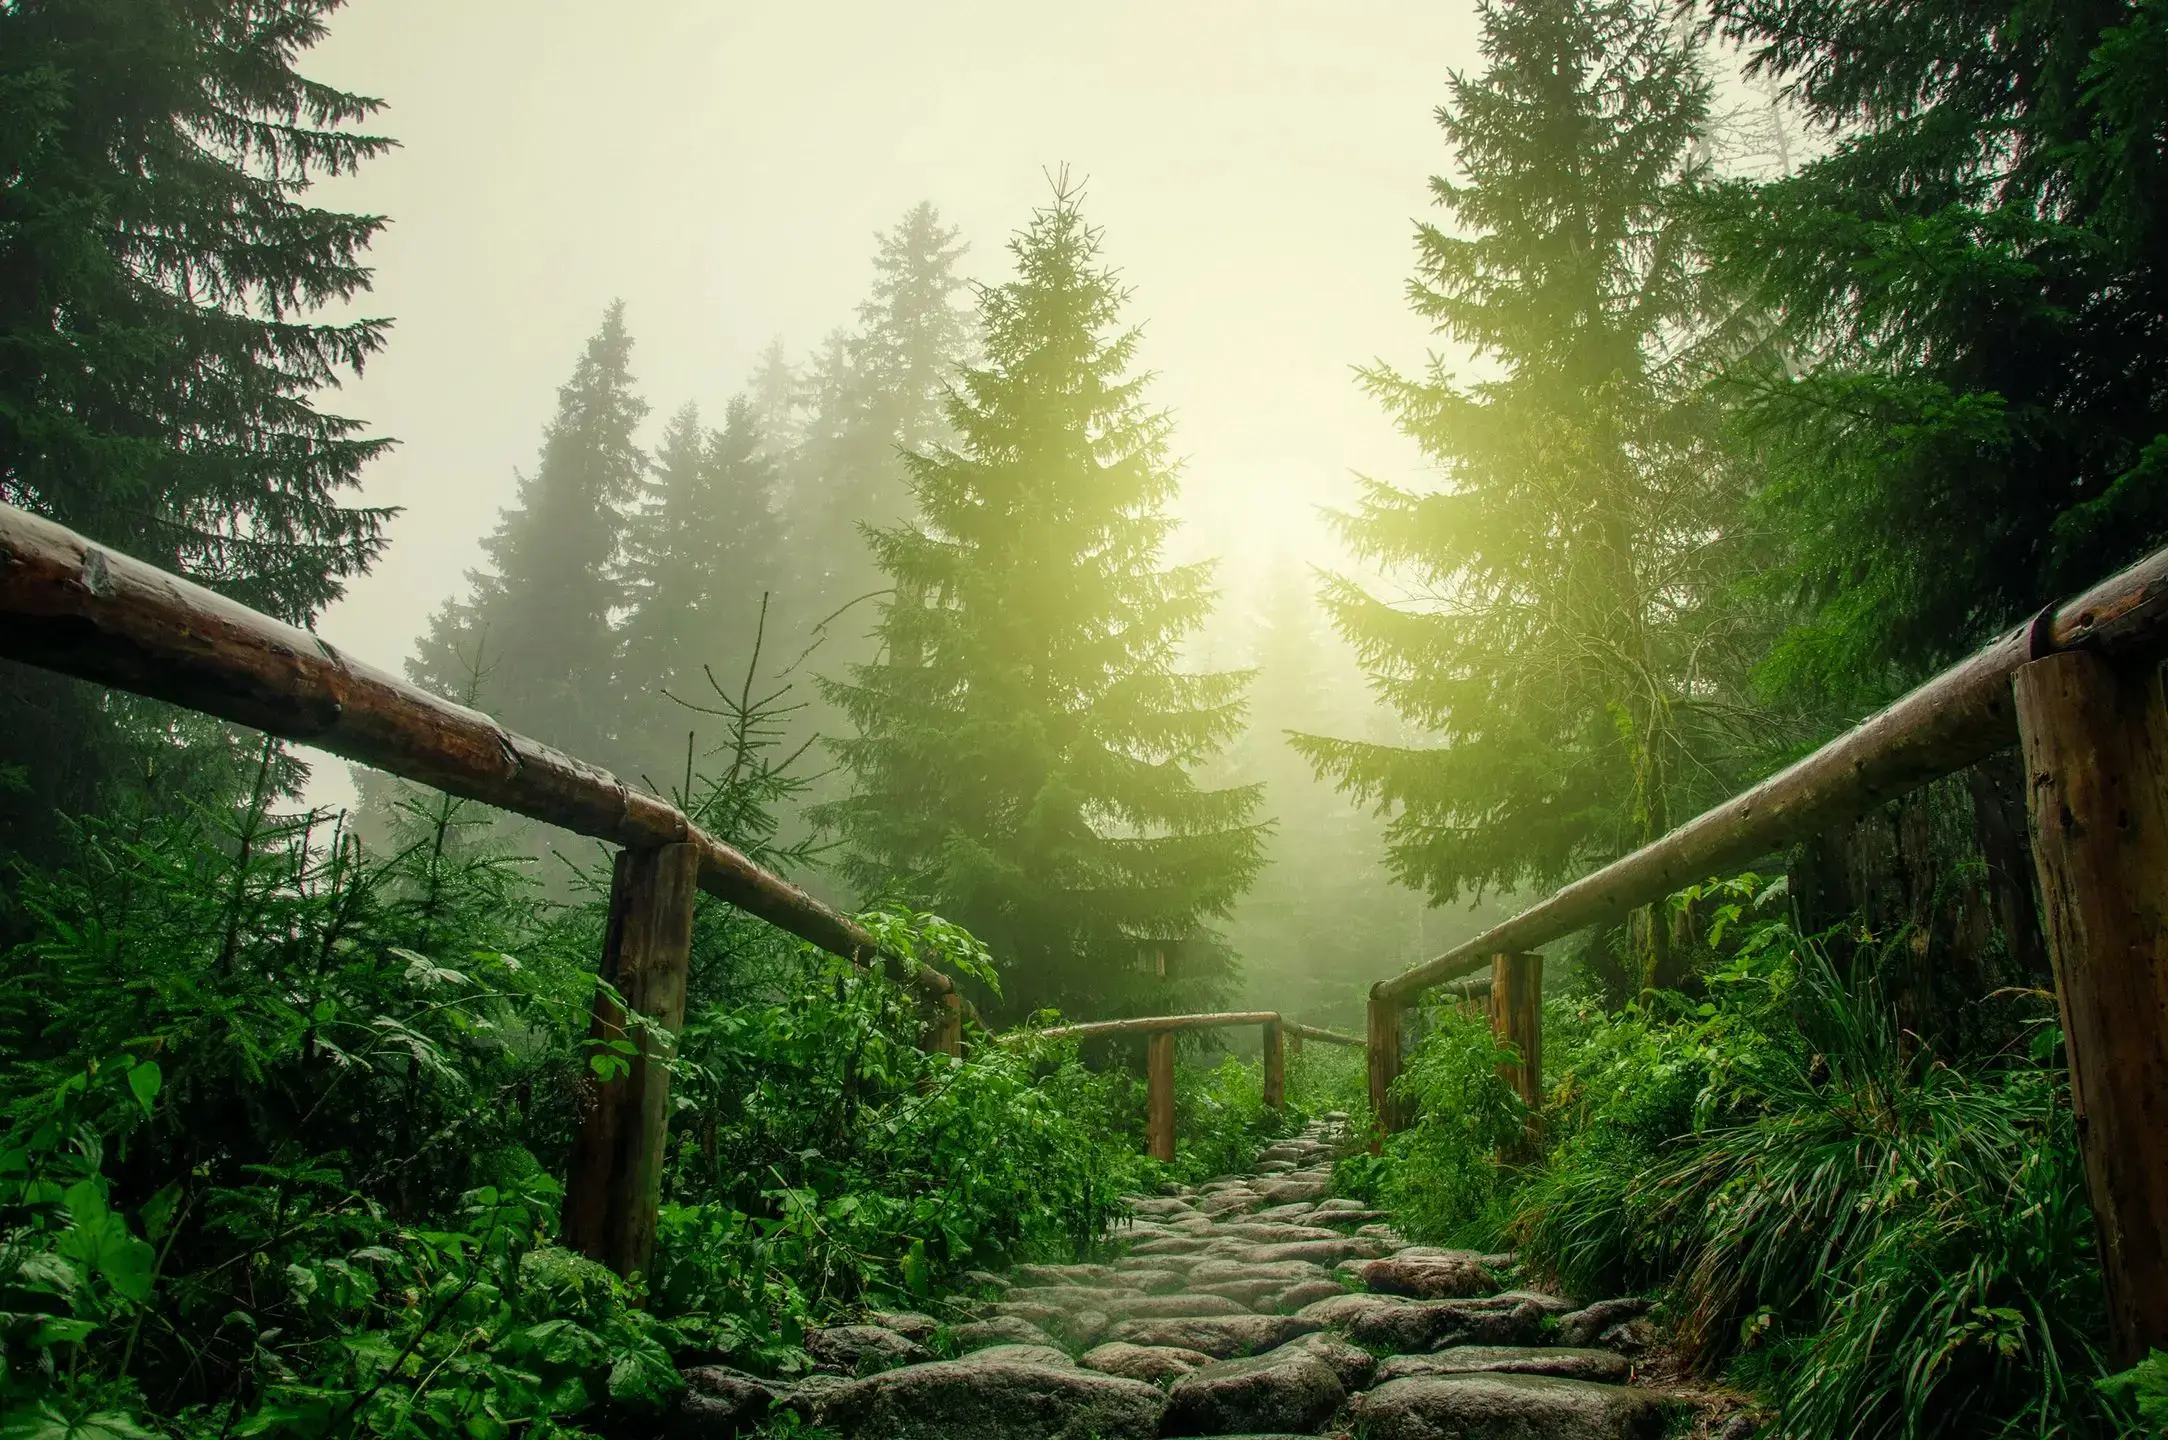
left=1373, top=539, right=2168, bottom=1004
left=1285, top=1022, right=1367, bottom=1048
left=0, top=502, right=962, bottom=1001
left=1005, top=1012, right=1364, bottom=1047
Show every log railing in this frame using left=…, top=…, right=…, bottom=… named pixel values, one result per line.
left=1358, top=539, right=2168, bottom=1366
left=1010, top=1011, right=1364, bottom=1162
left=0, top=502, right=971, bottom=1280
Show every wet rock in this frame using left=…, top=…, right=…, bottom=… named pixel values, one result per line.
left=806, top=1324, right=927, bottom=1375
left=1492, top=1289, right=1577, bottom=1317
left=1349, top=1372, right=1664, bottom=1440
left=1078, top=1341, right=1216, bottom=1386
left=1598, top=1316, right=1658, bottom=1357
left=1127, top=1197, right=1198, bottom=1220
left=948, top=1315, right=1060, bottom=1352
left=1194, top=1276, right=1292, bottom=1308
left=955, top=1343, right=1075, bottom=1368
left=1268, top=1279, right=1347, bottom=1313
left=1051, top=1309, right=1110, bottom=1349
left=865, top=1310, right=941, bottom=1344
left=1232, top=1237, right=1386, bottom=1266
left=1105, top=1313, right=1323, bottom=1360
left=1130, top=1235, right=1215, bottom=1257
left=670, top=1366, right=779, bottom=1436
left=964, top=1269, right=1012, bottom=1292
left=1358, top=1252, right=1496, bottom=1300
left=1108, top=1266, right=1191, bottom=1294
left=1212, top=1222, right=1348, bottom=1244
left=1004, top=1283, right=1142, bottom=1310
left=1161, top=1349, right=1344, bottom=1436
left=1269, top=1331, right=1378, bottom=1391
left=1373, top=1345, right=1633, bottom=1385
left=810, top=1358, right=1166, bottom=1440
left=1297, top=1290, right=1415, bottom=1331
left=1189, top=1258, right=1333, bottom=1289
left=1100, top=1293, right=1253, bottom=1321
left=1198, top=1189, right=1266, bottom=1218
left=1013, top=1262, right=1116, bottom=1286
left=1557, top=1297, right=1655, bottom=1348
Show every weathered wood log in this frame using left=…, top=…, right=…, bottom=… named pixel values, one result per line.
left=2012, top=651, right=2168, bottom=1364
left=0, top=503, right=966, bottom=1005
left=1285, top=1022, right=1365, bottom=1048
left=1375, top=543, right=2168, bottom=1005
left=1017, top=1011, right=1282, bottom=1042
left=1366, top=991, right=1404, bottom=1154
left=1147, top=1030, right=1176, bottom=1163
left=562, top=843, right=701, bottom=1279
left=1488, top=954, right=1543, bottom=1154
left=1262, top=1019, right=1285, bottom=1111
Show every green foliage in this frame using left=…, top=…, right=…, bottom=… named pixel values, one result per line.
left=1368, top=881, right=2112, bottom=1438
left=821, top=177, right=1266, bottom=1021
left=1362, top=1007, right=1529, bottom=1248
left=0, top=702, right=1147, bottom=1436
left=1298, top=0, right=1768, bottom=930
left=1703, top=0, right=2168, bottom=714
left=1166, top=1055, right=1302, bottom=1185
left=0, top=0, right=394, bottom=859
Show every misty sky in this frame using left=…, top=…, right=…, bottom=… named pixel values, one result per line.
left=306, top=0, right=1485, bottom=645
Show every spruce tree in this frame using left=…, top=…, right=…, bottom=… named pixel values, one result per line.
left=413, top=304, right=647, bottom=761
left=1296, top=0, right=1761, bottom=929
left=823, top=184, right=1265, bottom=1020
left=616, top=396, right=784, bottom=784
left=784, top=203, right=974, bottom=635
left=0, top=0, right=392, bottom=852
left=1702, top=0, right=2168, bottom=713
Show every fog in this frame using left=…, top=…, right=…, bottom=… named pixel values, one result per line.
left=303, top=0, right=1478, bottom=703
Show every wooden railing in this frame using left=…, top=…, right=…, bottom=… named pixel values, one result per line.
left=1357, top=541, right=2168, bottom=1366
left=1009, top=1012, right=1364, bottom=1161
left=0, top=502, right=970, bottom=1279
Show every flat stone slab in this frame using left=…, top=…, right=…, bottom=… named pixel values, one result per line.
left=1375, top=1345, right=1633, bottom=1385
left=1100, top=1293, right=1253, bottom=1321
left=1105, top=1313, right=1323, bottom=1360
left=958, top=1343, right=1077, bottom=1368
left=1003, top=1284, right=1142, bottom=1310
left=807, top=1324, right=928, bottom=1375
left=1349, top=1372, right=1665, bottom=1440
left=811, top=1358, right=1166, bottom=1440
left=1078, top=1341, right=1216, bottom=1386
left=1263, top=1331, right=1377, bottom=1391
left=1358, top=1253, right=1497, bottom=1300
left=1161, top=1349, right=1344, bottom=1436
left=948, top=1316, right=1060, bottom=1352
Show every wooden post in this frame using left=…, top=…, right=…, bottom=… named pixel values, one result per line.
left=924, top=990, right=963, bottom=1057
left=2012, top=650, right=2168, bottom=1364
left=562, top=842, right=701, bottom=1281
left=1262, top=1019, right=1285, bottom=1111
left=1147, top=1029, right=1176, bottom=1163
left=1367, top=988, right=1403, bottom=1154
left=1489, top=952, right=1543, bottom=1155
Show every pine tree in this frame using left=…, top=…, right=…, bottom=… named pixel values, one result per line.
left=784, top=203, right=974, bottom=636
left=0, top=0, right=392, bottom=852
left=1702, top=0, right=2168, bottom=713
left=413, top=304, right=647, bottom=761
left=822, top=183, right=1266, bottom=1020
left=616, top=396, right=784, bottom=785
left=1296, top=0, right=1762, bottom=927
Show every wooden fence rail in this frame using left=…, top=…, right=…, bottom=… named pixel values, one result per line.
left=1008, top=1011, right=1364, bottom=1161
left=0, top=502, right=970, bottom=1281
left=1357, top=540, right=2168, bottom=1366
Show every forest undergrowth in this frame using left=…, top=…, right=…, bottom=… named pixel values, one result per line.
left=0, top=726, right=1304, bottom=1440
left=1338, top=875, right=2166, bottom=1438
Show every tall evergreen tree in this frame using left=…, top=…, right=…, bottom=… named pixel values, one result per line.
left=822, top=184, right=1266, bottom=1020
left=1297, top=0, right=1762, bottom=941
left=1702, top=0, right=2168, bottom=713
left=616, top=395, right=784, bottom=785
left=784, top=203, right=974, bottom=636
left=0, top=0, right=393, bottom=852
left=413, top=304, right=646, bottom=761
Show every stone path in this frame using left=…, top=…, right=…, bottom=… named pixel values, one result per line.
left=673, top=1114, right=1690, bottom=1439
